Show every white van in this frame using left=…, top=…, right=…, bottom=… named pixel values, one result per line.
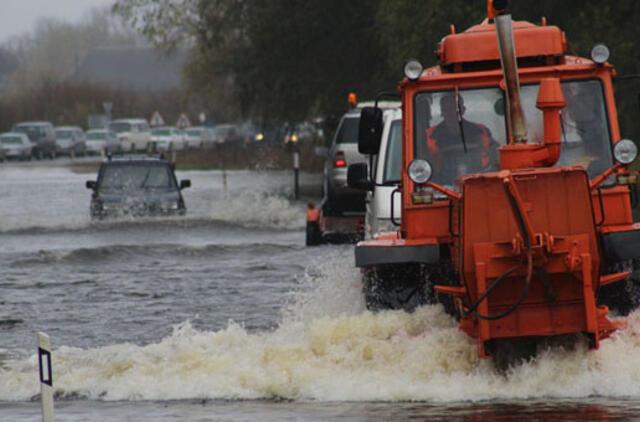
left=108, top=119, right=151, bottom=152
left=364, top=108, right=402, bottom=239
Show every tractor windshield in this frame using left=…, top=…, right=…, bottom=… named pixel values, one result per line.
left=413, top=79, right=613, bottom=188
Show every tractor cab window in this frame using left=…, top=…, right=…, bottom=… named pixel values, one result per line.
left=414, top=88, right=505, bottom=187
left=520, top=79, right=613, bottom=177
left=413, top=80, right=613, bottom=189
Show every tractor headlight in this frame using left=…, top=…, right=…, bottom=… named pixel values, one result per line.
left=590, top=43, right=610, bottom=64
left=403, top=60, right=423, bottom=81
left=408, top=159, right=432, bottom=184
left=614, top=139, right=638, bottom=164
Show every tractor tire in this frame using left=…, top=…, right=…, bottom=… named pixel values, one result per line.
left=599, top=259, right=640, bottom=316
left=363, top=263, right=433, bottom=312
left=305, top=221, right=322, bottom=246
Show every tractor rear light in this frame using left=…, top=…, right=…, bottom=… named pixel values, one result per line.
left=616, top=173, right=639, bottom=185
left=411, top=192, right=434, bottom=205
left=333, top=151, right=346, bottom=168
left=613, top=139, right=638, bottom=164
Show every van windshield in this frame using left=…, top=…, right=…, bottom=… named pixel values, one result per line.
left=109, top=122, right=132, bottom=133
left=13, top=126, right=44, bottom=141
left=335, top=117, right=359, bottom=144
left=383, top=120, right=402, bottom=183
left=413, top=79, right=612, bottom=188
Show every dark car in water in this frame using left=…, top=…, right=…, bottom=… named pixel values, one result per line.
left=86, top=158, right=190, bottom=219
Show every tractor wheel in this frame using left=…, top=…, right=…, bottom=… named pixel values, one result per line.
left=599, top=259, right=640, bottom=316
left=305, top=221, right=322, bottom=246
left=363, top=263, right=433, bottom=312
left=487, top=338, right=537, bottom=373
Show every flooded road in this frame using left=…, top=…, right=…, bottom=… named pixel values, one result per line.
left=2, top=162, right=640, bottom=421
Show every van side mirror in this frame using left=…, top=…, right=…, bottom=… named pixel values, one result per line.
left=347, top=163, right=373, bottom=190
left=86, top=180, right=96, bottom=190
left=180, top=179, right=191, bottom=189
left=358, top=106, right=383, bottom=154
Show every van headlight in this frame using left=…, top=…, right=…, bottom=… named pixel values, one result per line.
left=408, top=159, right=432, bottom=184
left=614, top=139, right=638, bottom=164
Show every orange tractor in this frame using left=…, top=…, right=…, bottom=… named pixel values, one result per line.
left=350, top=1, right=640, bottom=363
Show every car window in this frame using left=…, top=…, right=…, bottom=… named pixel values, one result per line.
left=100, top=164, right=175, bottom=190
left=152, top=129, right=172, bottom=136
left=334, top=117, right=359, bottom=144
left=1, top=136, right=24, bottom=145
left=56, top=130, right=73, bottom=139
left=87, top=132, right=106, bottom=140
left=383, top=120, right=403, bottom=183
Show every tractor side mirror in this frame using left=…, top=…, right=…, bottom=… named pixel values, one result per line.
left=180, top=179, right=191, bottom=189
left=86, top=180, right=96, bottom=190
left=358, top=106, right=383, bottom=155
left=347, top=163, right=373, bottom=191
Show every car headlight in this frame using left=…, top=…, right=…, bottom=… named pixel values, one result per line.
left=614, top=139, right=638, bottom=164
left=408, top=159, right=432, bottom=184
left=404, top=60, right=423, bottom=80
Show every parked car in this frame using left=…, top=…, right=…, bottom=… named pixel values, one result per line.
left=150, top=126, right=186, bottom=152
left=86, top=157, right=190, bottom=219
left=55, top=126, right=87, bottom=157
left=11, top=121, right=57, bottom=159
left=108, top=119, right=151, bottom=152
left=86, top=129, right=122, bottom=155
left=212, top=124, right=244, bottom=144
left=320, top=101, right=400, bottom=214
left=0, top=132, right=32, bottom=160
left=184, top=126, right=214, bottom=149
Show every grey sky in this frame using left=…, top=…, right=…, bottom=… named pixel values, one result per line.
left=0, top=0, right=114, bottom=43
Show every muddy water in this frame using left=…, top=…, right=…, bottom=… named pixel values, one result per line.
left=1, top=162, right=640, bottom=421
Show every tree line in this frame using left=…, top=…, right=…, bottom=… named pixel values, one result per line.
left=114, top=0, right=640, bottom=141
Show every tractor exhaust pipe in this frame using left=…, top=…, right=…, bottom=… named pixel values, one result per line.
left=495, top=13, right=528, bottom=144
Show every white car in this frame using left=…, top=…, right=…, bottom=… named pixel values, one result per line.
left=184, top=126, right=214, bottom=149
left=363, top=108, right=402, bottom=238
left=150, top=126, right=186, bottom=152
left=108, top=119, right=151, bottom=152
left=0, top=132, right=32, bottom=160
left=86, top=129, right=122, bottom=155
left=55, top=126, right=87, bottom=157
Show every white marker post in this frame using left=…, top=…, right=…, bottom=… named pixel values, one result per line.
left=37, top=332, right=54, bottom=422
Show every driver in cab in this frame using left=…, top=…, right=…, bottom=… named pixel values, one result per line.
left=426, top=93, right=498, bottom=179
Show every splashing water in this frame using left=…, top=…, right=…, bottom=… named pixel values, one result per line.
left=210, top=190, right=305, bottom=230
left=3, top=252, right=640, bottom=403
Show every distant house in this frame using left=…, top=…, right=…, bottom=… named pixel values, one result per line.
left=73, top=46, right=187, bottom=91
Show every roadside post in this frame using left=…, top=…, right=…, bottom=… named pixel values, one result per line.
left=293, top=149, right=300, bottom=200
left=37, top=332, right=54, bottom=422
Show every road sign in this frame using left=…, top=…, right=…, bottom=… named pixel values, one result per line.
left=176, top=113, right=192, bottom=129
left=150, top=111, right=165, bottom=127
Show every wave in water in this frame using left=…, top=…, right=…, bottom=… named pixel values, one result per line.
left=3, top=254, right=640, bottom=402
left=210, top=190, right=305, bottom=230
